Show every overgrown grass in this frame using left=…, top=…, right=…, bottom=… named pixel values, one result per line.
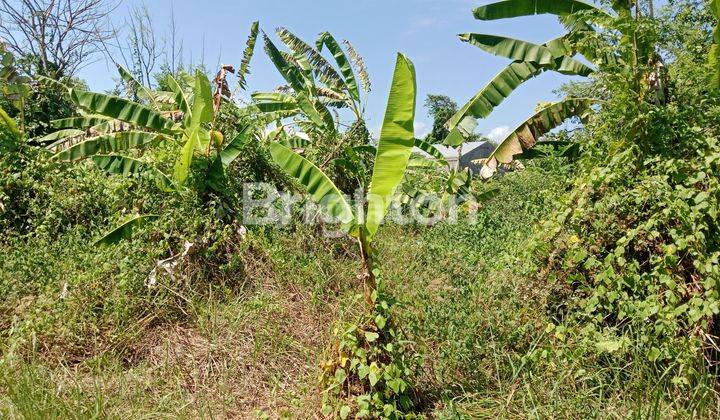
left=2, top=158, right=719, bottom=417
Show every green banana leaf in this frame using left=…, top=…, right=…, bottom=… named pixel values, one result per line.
left=281, top=136, right=312, bottom=149
left=237, top=21, right=260, bottom=91
left=444, top=116, right=478, bottom=147
left=478, top=98, right=593, bottom=179
left=446, top=37, right=593, bottom=131
left=263, top=33, right=309, bottom=94
left=166, top=74, right=190, bottom=115
left=317, top=32, right=360, bottom=101
left=296, top=92, right=334, bottom=130
left=269, top=142, right=355, bottom=225
left=95, top=214, right=159, bottom=246
left=414, top=138, right=448, bottom=166
left=365, top=53, right=417, bottom=238
left=252, top=92, right=300, bottom=113
left=69, top=90, right=176, bottom=132
left=174, top=127, right=198, bottom=185
left=36, top=129, right=84, bottom=144
left=52, top=132, right=163, bottom=161
left=0, top=106, right=21, bottom=139
left=172, top=71, right=214, bottom=185
left=191, top=71, right=214, bottom=126
left=116, top=64, right=158, bottom=107
left=93, top=154, right=174, bottom=190
left=473, top=0, right=601, bottom=20
left=216, top=125, right=255, bottom=169
left=281, top=50, right=314, bottom=82
left=51, top=115, right=111, bottom=129
left=277, top=27, right=345, bottom=92
left=460, top=34, right=594, bottom=75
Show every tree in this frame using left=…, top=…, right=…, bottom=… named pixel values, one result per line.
left=424, top=94, right=457, bottom=143
left=0, top=0, right=117, bottom=78
left=116, top=4, right=164, bottom=94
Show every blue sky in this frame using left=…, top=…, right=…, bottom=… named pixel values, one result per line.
left=80, top=0, right=581, bottom=141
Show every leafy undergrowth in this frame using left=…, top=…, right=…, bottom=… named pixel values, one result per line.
left=2, top=158, right=719, bottom=418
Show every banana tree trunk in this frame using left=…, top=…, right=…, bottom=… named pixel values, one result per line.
left=358, top=229, right=376, bottom=307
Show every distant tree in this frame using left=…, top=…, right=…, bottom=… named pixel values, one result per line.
left=423, top=94, right=458, bottom=144
left=424, top=94, right=487, bottom=145
left=113, top=4, right=164, bottom=99
left=0, top=0, right=117, bottom=78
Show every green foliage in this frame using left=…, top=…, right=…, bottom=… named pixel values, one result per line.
left=365, top=53, right=417, bottom=238
left=94, top=214, right=160, bottom=245
left=423, top=94, right=456, bottom=144
left=477, top=98, right=594, bottom=178
left=69, top=90, right=176, bottom=133
left=529, top=2, right=720, bottom=392
left=269, top=141, right=355, bottom=224
left=237, top=21, right=260, bottom=91
left=472, top=0, right=601, bottom=20
left=321, top=279, right=423, bottom=419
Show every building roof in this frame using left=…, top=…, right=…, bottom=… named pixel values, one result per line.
left=418, top=141, right=492, bottom=160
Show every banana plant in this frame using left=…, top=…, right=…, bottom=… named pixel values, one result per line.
left=445, top=0, right=651, bottom=176
left=45, top=67, right=257, bottom=244
left=473, top=98, right=595, bottom=178
left=270, top=53, right=416, bottom=304
left=46, top=66, right=252, bottom=191
left=446, top=33, right=595, bottom=131
left=256, top=28, right=371, bottom=141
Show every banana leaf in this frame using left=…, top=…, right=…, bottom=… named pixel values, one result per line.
left=35, top=129, right=84, bottom=145
left=1, top=106, right=21, bottom=139
left=365, top=53, right=417, bottom=238
left=446, top=36, right=593, bottom=131
left=93, top=155, right=174, bottom=191
left=711, top=0, right=720, bottom=89
left=414, top=138, right=448, bottom=166
left=69, top=90, right=176, bottom=132
left=317, top=32, right=360, bottom=101
left=116, top=64, right=159, bottom=107
left=174, top=127, right=198, bottom=185
left=263, top=33, right=309, bottom=94
left=478, top=98, right=593, bottom=179
left=52, top=132, right=164, bottom=162
left=252, top=92, right=300, bottom=113
left=444, top=116, right=478, bottom=147
left=269, top=142, right=355, bottom=224
left=166, top=74, right=190, bottom=115
left=296, top=92, right=334, bottom=130
left=237, top=21, right=260, bottom=91
left=473, top=0, right=602, bottom=20
left=51, top=115, right=111, bottom=129
left=460, top=34, right=594, bottom=75
left=281, top=136, right=312, bottom=149
left=95, top=214, right=159, bottom=246
left=277, top=27, right=345, bottom=92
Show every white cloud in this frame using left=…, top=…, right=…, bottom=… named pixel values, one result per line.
left=411, top=17, right=441, bottom=28
left=404, top=16, right=445, bottom=36
left=415, top=121, right=431, bottom=139
left=486, top=126, right=511, bottom=143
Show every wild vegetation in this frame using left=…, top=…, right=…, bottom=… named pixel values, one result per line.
left=2, top=0, right=720, bottom=418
